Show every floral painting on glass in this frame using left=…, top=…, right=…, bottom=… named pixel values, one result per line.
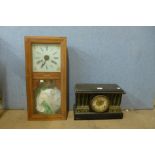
left=34, top=80, right=61, bottom=115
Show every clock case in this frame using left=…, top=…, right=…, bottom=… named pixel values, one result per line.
left=25, top=36, right=68, bottom=120
left=74, top=84, right=125, bottom=120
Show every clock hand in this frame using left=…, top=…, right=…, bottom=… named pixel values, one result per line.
left=41, top=55, right=50, bottom=68
left=41, top=60, right=46, bottom=68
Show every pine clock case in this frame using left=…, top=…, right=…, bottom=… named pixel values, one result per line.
left=25, top=36, right=68, bottom=120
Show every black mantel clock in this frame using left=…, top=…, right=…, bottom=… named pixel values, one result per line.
left=74, top=84, right=125, bottom=120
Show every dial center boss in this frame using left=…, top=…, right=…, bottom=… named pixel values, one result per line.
left=44, top=55, right=50, bottom=61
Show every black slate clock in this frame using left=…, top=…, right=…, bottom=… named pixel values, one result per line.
left=74, top=84, right=125, bottom=120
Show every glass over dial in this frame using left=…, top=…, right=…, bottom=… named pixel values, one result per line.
left=32, top=44, right=61, bottom=72
left=90, top=95, right=110, bottom=112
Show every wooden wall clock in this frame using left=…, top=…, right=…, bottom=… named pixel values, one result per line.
left=25, top=36, right=68, bottom=120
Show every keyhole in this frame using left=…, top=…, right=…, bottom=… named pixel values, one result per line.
left=44, top=55, right=49, bottom=61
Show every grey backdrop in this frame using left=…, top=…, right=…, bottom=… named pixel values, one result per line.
left=0, top=26, right=155, bottom=110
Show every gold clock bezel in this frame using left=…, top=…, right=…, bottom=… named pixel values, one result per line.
left=90, top=95, right=110, bottom=113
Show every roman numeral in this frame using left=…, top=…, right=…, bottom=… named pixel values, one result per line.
left=53, top=52, right=57, bottom=55
left=36, top=59, right=43, bottom=64
left=51, top=60, right=57, bottom=65
left=36, top=51, right=42, bottom=55
left=40, top=47, right=44, bottom=52
left=35, top=57, right=41, bottom=59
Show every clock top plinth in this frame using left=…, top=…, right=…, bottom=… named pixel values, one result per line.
left=75, top=84, right=125, bottom=94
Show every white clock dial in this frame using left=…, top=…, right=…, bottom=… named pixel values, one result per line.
left=32, top=44, right=61, bottom=72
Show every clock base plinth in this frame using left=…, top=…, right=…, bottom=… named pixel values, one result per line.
left=74, top=105, right=123, bottom=120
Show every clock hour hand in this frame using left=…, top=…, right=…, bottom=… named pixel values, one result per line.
left=41, top=61, right=46, bottom=68
left=41, top=55, right=50, bottom=68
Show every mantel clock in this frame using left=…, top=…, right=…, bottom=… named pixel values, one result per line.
left=74, top=84, right=125, bottom=120
left=25, top=36, right=67, bottom=120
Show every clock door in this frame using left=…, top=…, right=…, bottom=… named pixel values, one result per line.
left=25, top=36, right=67, bottom=120
left=33, top=79, right=61, bottom=115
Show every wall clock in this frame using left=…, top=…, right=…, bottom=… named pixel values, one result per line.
left=25, top=36, right=68, bottom=120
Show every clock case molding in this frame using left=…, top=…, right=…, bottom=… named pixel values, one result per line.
left=25, top=36, right=68, bottom=120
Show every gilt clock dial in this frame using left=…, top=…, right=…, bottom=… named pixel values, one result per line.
left=91, top=95, right=110, bottom=113
left=32, top=44, right=61, bottom=72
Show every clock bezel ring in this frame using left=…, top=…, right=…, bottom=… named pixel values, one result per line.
left=90, top=95, right=110, bottom=113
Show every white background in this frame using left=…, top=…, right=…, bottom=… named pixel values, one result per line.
left=0, top=0, right=155, bottom=26
left=0, top=0, right=155, bottom=155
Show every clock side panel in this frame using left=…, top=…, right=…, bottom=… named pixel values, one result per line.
left=25, top=37, right=34, bottom=119
left=60, top=38, right=68, bottom=119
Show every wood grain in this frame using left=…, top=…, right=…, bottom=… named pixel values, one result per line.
left=25, top=36, right=68, bottom=120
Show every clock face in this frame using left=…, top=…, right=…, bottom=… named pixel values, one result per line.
left=90, top=95, right=110, bottom=112
left=32, top=44, right=61, bottom=72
